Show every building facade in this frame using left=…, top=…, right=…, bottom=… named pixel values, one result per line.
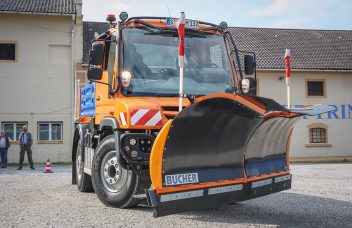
left=0, top=0, right=83, bottom=163
left=1, top=5, right=351, bottom=164
left=257, top=70, right=352, bottom=161
left=231, top=27, right=352, bottom=161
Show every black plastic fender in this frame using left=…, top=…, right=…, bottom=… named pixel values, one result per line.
left=99, top=117, right=129, bottom=170
left=99, top=117, right=119, bottom=131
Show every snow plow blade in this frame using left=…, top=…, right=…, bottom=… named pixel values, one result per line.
left=147, top=93, right=334, bottom=217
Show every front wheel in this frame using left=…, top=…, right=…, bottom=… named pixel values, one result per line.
left=91, top=134, right=149, bottom=208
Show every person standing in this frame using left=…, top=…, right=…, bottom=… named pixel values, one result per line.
left=17, top=125, right=34, bottom=170
left=0, top=130, right=11, bottom=168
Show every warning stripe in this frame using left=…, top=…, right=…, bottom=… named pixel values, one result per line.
left=119, top=112, right=127, bottom=125
left=131, top=109, right=163, bottom=126
left=144, top=111, right=162, bottom=126
left=130, top=110, right=138, bottom=117
left=155, top=120, right=163, bottom=126
left=135, top=110, right=159, bottom=125
left=131, top=110, right=149, bottom=125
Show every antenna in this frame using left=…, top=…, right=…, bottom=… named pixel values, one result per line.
left=166, top=5, right=172, bottom=18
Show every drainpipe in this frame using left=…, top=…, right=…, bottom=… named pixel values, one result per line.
left=71, top=14, right=76, bottom=135
left=72, top=0, right=83, bottom=127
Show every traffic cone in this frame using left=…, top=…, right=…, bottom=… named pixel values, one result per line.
left=43, top=159, right=53, bottom=173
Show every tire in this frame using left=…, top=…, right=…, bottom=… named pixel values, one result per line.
left=75, top=137, right=94, bottom=192
left=91, top=134, right=150, bottom=208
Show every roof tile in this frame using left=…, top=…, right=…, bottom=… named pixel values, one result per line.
left=230, top=27, right=352, bottom=70
left=0, top=0, right=76, bottom=14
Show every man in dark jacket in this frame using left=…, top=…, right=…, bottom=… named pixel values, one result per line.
left=0, top=130, right=11, bottom=168
left=17, top=125, right=34, bottom=170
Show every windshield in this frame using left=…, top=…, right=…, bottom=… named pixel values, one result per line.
left=122, top=27, right=234, bottom=96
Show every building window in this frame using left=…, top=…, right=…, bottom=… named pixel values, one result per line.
left=306, top=123, right=331, bottom=147
left=309, top=128, right=326, bottom=143
left=1, top=122, right=27, bottom=141
left=37, top=122, right=63, bottom=142
left=306, top=79, right=326, bottom=97
left=0, top=41, right=17, bottom=61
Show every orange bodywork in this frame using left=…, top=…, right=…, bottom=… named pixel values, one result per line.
left=90, top=90, right=190, bottom=129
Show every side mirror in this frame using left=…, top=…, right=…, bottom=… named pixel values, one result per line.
left=241, top=77, right=257, bottom=95
left=89, top=43, right=104, bottom=65
left=87, top=67, right=103, bottom=81
left=244, top=55, right=255, bottom=75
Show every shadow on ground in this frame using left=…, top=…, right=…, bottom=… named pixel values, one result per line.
left=174, top=192, right=352, bottom=227
left=99, top=187, right=352, bottom=227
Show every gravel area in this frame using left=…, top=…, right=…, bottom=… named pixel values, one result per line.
left=0, top=163, right=351, bottom=228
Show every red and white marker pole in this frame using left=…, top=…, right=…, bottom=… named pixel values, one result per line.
left=285, top=49, right=291, bottom=109
left=176, top=12, right=186, bottom=112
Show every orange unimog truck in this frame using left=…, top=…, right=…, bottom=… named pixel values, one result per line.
left=72, top=12, right=332, bottom=217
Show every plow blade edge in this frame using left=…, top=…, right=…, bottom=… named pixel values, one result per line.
left=148, top=94, right=331, bottom=217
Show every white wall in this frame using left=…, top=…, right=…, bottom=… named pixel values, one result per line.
left=0, top=14, right=82, bottom=163
left=257, top=70, right=352, bottom=160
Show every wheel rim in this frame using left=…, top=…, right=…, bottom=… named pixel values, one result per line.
left=100, top=151, right=128, bottom=193
left=76, top=144, right=82, bottom=182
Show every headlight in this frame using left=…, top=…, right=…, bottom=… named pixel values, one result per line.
left=121, top=71, right=132, bottom=87
left=129, top=138, right=136, bottom=146
left=241, top=78, right=250, bottom=94
left=124, top=146, right=130, bottom=152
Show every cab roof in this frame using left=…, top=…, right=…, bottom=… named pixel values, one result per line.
left=124, top=17, right=219, bottom=30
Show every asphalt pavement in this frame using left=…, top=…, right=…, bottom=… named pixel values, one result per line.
left=0, top=163, right=351, bottom=228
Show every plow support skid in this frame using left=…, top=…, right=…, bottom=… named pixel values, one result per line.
left=148, top=93, right=331, bottom=217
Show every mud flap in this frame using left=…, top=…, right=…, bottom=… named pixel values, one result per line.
left=148, top=94, right=333, bottom=217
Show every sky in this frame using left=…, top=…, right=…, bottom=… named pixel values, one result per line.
left=82, top=0, right=352, bottom=30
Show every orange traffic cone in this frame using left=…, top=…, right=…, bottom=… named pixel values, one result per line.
left=43, top=159, right=53, bottom=173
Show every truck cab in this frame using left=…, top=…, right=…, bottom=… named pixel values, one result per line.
left=72, top=12, right=281, bottom=216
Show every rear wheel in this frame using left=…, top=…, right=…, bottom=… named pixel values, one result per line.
left=91, top=134, right=150, bottom=208
left=76, top=137, right=93, bottom=192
